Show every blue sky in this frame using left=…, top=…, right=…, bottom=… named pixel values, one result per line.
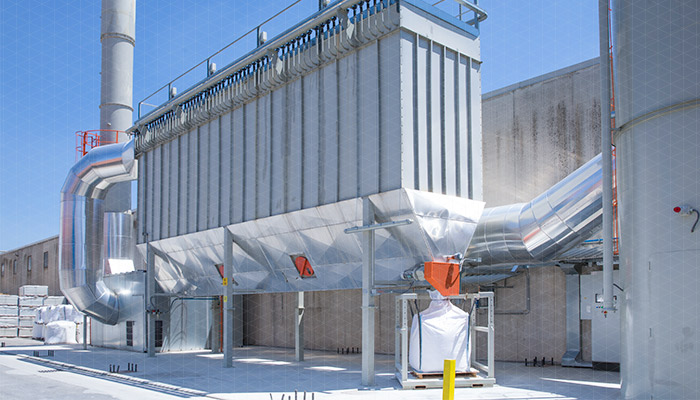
left=0, top=0, right=599, bottom=251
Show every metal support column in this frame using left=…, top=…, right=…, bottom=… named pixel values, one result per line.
left=223, top=228, right=234, bottom=368
left=560, top=264, right=590, bottom=367
left=147, top=244, right=156, bottom=357
left=295, top=291, right=305, bottom=361
left=598, top=0, right=615, bottom=313
left=361, top=197, right=375, bottom=387
left=82, top=315, right=88, bottom=350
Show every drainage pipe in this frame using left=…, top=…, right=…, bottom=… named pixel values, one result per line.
left=58, top=140, right=138, bottom=325
left=598, top=0, right=615, bottom=312
left=466, top=154, right=602, bottom=266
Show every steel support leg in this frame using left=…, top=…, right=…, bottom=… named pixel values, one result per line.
left=560, top=264, right=589, bottom=367
left=147, top=244, right=156, bottom=357
left=295, top=291, right=305, bottom=361
left=361, top=197, right=375, bottom=387
left=82, top=315, right=88, bottom=350
left=223, top=228, right=234, bottom=368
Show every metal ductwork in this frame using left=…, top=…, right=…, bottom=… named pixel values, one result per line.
left=59, top=140, right=138, bottom=325
left=466, top=154, right=602, bottom=266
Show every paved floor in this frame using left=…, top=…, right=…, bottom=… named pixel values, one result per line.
left=0, top=338, right=620, bottom=399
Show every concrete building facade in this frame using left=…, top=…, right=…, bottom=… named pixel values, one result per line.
left=0, top=236, right=60, bottom=296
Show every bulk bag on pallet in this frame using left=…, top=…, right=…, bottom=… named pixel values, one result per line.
left=44, top=321, right=77, bottom=344
left=409, top=290, right=470, bottom=373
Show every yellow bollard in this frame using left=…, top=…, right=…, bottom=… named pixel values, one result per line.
left=443, top=359, right=456, bottom=400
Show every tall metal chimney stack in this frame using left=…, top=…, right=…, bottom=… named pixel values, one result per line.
left=100, top=0, right=135, bottom=211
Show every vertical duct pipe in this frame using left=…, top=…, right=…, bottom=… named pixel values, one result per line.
left=59, top=140, right=138, bottom=325
left=614, top=1, right=700, bottom=398
left=598, top=0, right=615, bottom=312
left=100, top=0, right=135, bottom=212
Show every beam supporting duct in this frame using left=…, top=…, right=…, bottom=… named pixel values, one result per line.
left=147, top=244, right=156, bottom=357
left=361, top=197, right=376, bottom=387
left=295, top=292, right=305, bottom=362
left=59, top=140, right=138, bottom=325
left=223, top=228, right=234, bottom=367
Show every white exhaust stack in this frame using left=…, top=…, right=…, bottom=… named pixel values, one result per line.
left=100, top=0, right=135, bottom=212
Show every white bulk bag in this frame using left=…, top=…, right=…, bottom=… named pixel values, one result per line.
left=409, top=291, right=471, bottom=373
left=32, top=322, right=43, bottom=339
left=44, top=321, right=77, bottom=344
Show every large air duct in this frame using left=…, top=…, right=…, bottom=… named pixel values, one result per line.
left=466, top=154, right=602, bottom=266
left=59, top=140, right=137, bottom=325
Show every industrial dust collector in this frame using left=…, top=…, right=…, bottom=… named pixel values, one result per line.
left=59, top=0, right=489, bottom=326
left=130, top=0, right=486, bottom=298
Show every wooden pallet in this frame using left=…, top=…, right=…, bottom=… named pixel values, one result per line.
left=411, top=369, right=478, bottom=379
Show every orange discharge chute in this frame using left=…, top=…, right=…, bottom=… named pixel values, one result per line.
left=423, top=261, right=460, bottom=296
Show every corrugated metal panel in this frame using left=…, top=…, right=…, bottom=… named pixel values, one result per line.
left=457, top=55, right=469, bottom=197
left=208, top=119, right=220, bottom=228
left=302, top=72, right=320, bottom=209
left=286, top=78, right=303, bottom=211
left=138, top=14, right=482, bottom=243
left=337, top=53, right=358, bottom=201
left=379, top=33, right=402, bottom=193
left=444, top=48, right=457, bottom=196
left=399, top=30, right=416, bottom=190
left=168, top=139, right=178, bottom=237
left=256, top=94, right=271, bottom=219
left=244, top=103, right=256, bottom=221
left=220, top=113, right=232, bottom=225
left=231, top=107, right=244, bottom=224
left=270, top=89, right=286, bottom=215
left=187, top=128, right=198, bottom=233
left=320, top=62, right=338, bottom=205
left=358, top=42, right=380, bottom=197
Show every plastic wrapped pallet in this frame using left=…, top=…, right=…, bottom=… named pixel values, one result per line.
left=409, top=291, right=471, bottom=373
left=0, top=306, right=18, bottom=316
left=18, top=327, right=33, bottom=337
left=19, top=285, right=48, bottom=297
left=44, top=321, right=77, bottom=344
left=0, top=316, right=18, bottom=327
left=18, top=307, right=37, bottom=317
left=0, top=327, right=17, bottom=337
left=43, top=296, right=65, bottom=306
left=19, top=296, right=43, bottom=307
left=0, top=295, right=18, bottom=306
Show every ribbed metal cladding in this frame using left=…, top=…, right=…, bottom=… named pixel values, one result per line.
left=59, top=140, right=138, bottom=325
left=135, top=0, right=483, bottom=244
left=466, top=154, right=603, bottom=266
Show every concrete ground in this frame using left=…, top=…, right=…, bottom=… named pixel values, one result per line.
left=0, top=338, right=620, bottom=399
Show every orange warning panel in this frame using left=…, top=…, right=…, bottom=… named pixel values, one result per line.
left=294, top=256, right=316, bottom=278
left=424, top=261, right=460, bottom=296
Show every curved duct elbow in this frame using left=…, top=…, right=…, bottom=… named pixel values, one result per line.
left=467, top=154, right=603, bottom=266
left=59, top=139, right=137, bottom=325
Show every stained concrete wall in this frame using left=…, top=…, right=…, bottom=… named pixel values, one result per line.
left=478, top=58, right=602, bottom=363
left=0, top=236, right=60, bottom=296
left=241, top=58, right=604, bottom=361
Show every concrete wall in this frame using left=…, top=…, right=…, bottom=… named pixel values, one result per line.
left=241, top=59, right=604, bottom=361
left=479, top=58, right=602, bottom=363
left=0, top=236, right=60, bottom=296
